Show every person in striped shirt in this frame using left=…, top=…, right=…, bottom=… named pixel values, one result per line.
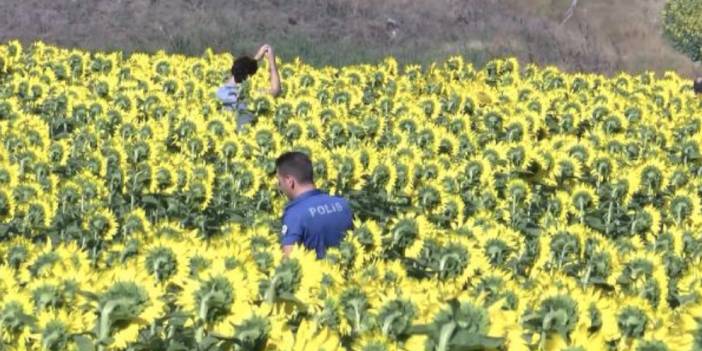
left=216, top=44, right=281, bottom=130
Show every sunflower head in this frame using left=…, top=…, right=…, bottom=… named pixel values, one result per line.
left=191, top=274, right=235, bottom=324
left=616, top=304, right=650, bottom=340
left=144, top=245, right=178, bottom=283
left=0, top=291, right=35, bottom=337
left=258, top=257, right=302, bottom=303
left=521, top=293, right=579, bottom=341
left=424, top=299, right=502, bottom=350
left=233, top=315, right=271, bottom=350
left=375, top=298, right=416, bottom=341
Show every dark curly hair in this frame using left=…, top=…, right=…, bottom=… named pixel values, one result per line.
left=231, top=56, right=258, bottom=83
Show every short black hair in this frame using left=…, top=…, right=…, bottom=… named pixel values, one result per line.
left=231, top=56, right=258, bottom=83
left=695, top=77, right=702, bottom=95
left=276, top=152, right=314, bottom=184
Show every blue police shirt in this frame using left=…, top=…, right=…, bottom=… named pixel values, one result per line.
left=280, top=189, right=353, bottom=258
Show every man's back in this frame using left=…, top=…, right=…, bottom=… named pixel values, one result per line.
left=280, top=189, right=353, bottom=258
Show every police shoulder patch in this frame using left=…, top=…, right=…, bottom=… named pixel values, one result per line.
left=281, top=225, right=288, bottom=236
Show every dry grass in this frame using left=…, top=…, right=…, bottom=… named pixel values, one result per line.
left=0, top=0, right=698, bottom=76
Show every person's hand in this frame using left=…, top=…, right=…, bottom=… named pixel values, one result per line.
left=258, top=44, right=273, bottom=59
left=254, top=44, right=269, bottom=60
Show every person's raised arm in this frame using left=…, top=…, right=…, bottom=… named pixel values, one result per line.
left=253, top=45, right=268, bottom=61
left=265, top=46, right=282, bottom=97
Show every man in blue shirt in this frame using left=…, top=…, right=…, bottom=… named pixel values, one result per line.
left=275, top=152, right=354, bottom=258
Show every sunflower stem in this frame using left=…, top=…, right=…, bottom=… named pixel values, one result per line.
left=98, top=299, right=129, bottom=351
left=264, top=275, right=280, bottom=303
left=437, top=321, right=456, bottom=351
left=152, top=256, right=168, bottom=282
left=42, top=330, right=62, bottom=350
left=381, top=311, right=403, bottom=337
left=605, top=201, right=614, bottom=236
left=630, top=219, right=638, bottom=235
left=196, top=290, right=216, bottom=343
left=582, top=265, right=592, bottom=286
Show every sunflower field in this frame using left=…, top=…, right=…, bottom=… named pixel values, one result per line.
left=0, top=40, right=702, bottom=351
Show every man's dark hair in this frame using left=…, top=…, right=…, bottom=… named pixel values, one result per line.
left=695, top=77, right=702, bottom=95
left=276, top=152, right=314, bottom=184
left=231, top=56, right=258, bottom=83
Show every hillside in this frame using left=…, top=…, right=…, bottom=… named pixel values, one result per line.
left=1, top=39, right=701, bottom=350
left=0, top=0, right=698, bottom=75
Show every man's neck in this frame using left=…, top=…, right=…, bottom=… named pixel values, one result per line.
left=292, top=184, right=316, bottom=199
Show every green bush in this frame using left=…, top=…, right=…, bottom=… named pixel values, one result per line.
left=663, top=0, right=702, bottom=62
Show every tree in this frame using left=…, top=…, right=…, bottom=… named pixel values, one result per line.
left=663, top=0, right=702, bottom=62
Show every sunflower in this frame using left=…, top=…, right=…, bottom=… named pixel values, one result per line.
left=92, top=268, right=165, bottom=349
left=629, top=159, right=667, bottom=196
left=613, top=297, right=657, bottom=347
left=475, top=224, right=523, bottom=269
left=33, top=309, right=87, bottom=351
left=281, top=319, right=343, bottom=351
left=0, top=288, right=35, bottom=349
left=668, top=190, right=701, bottom=227
left=139, top=238, right=191, bottom=286
left=82, top=207, right=119, bottom=241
